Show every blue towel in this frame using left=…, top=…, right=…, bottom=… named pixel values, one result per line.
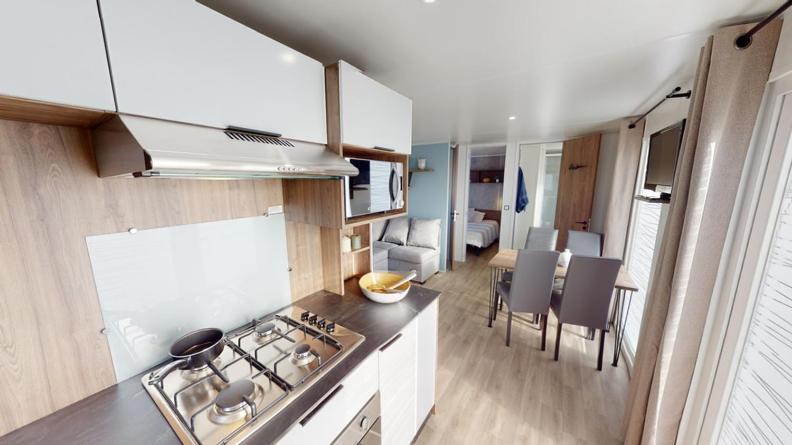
left=516, top=167, right=529, bottom=213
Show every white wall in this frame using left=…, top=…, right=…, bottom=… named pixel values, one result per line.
left=590, top=131, right=619, bottom=234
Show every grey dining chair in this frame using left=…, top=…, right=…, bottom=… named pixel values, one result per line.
left=566, top=230, right=602, bottom=257
left=495, top=249, right=560, bottom=348
left=501, top=227, right=559, bottom=284
left=550, top=255, right=621, bottom=370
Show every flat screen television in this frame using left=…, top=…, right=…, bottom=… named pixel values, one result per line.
left=644, top=119, right=685, bottom=194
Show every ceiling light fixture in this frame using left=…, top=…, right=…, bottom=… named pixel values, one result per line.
left=422, top=0, right=436, bottom=3
left=508, top=116, right=517, bottom=120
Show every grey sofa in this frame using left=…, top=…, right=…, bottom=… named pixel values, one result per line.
left=372, top=216, right=441, bottom=283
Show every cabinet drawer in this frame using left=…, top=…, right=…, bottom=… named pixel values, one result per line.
left=277, top=353, right=378, bottom=445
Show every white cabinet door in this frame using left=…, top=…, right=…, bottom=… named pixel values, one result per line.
left=339, top=61, right=412, bottom=154
left=379, top=319, right=418, bottom=445
left=416, top=299, right=438, bottom=429
left=0, top=0, right=115, bottom=110
left=99, top=0, right=326, bottom=144
left=277, top=353, right=378, bottom=445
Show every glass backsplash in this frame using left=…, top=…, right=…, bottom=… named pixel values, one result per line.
left=86, top=215, right=292, bottom=381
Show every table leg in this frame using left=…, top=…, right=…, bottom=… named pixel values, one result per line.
left=612, top=290, right=634, bottom=367
left=488, top=267, right=495, bottom=327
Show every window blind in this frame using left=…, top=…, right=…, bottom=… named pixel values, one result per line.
left=624, top=200, right=662, bottom=357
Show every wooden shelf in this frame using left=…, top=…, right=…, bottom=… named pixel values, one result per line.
left=412, top=168, right=433, bottom=173
left=345, top=245, right=370, bottom=254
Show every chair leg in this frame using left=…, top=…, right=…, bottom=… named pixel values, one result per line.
left=541, top=315, right=547, bottom=351
left=554, top=322, right=563, bottom=361
left=597, top=329, right=606, bottom=371
left=506, top=311, right=513, bottom=347
left=499, top=296, right=503, bottom=311
left=493, top=297, right=498, bottom=321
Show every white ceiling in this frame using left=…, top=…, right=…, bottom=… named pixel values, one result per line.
left=201, top=0, right=776, bottom=145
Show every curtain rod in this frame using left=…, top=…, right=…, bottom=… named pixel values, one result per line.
left=628, top=86, right=692, bottom=129
left=735, top=0, right=792, bottom=49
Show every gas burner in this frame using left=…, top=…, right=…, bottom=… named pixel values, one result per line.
left=253, top=322, right=280, bottom=343
left=180, top=358, right=224, bottom=382
left=208, top=380, right=260, bottom=425
left=290, top=343, right=315, bottom=367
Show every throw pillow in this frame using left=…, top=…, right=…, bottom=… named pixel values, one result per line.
left=381, top=217, right=409, bottom=245
left=407, top=218, right=441, bottom=250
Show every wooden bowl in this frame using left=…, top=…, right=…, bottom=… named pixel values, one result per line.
left=359, top=272, right=411, bottom=304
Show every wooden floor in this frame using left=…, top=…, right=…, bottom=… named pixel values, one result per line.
left=415, top=246, right=630, bottom=445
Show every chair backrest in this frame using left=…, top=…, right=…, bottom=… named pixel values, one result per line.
left=567, top=230, right=602, bottom=256
left=525, top=227, right=558, bottom=251
left=556, top=255, right=621, bottom=330
left=509, top=249, right=561, bottom=314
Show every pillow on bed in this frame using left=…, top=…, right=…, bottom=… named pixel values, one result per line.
left=407, top=218, right=441, bottom=249
left=470, top=211, right=486, bottom=223
left=381, top=217, right=409, bottom=245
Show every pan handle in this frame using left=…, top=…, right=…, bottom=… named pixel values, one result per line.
left=207, top=361, right=229, bottom=383
left=148, top=358, right=188, bottom=384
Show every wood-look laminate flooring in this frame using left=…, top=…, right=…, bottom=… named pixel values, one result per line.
left=415, top=246, right=630, bottom=445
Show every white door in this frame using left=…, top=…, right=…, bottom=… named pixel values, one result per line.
left=452, top=144, right=470, bottom=262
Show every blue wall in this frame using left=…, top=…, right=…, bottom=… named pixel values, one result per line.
left=408, top=143, right=451, bottom=271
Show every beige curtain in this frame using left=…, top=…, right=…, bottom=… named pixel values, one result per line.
left=622, top=21, right=781, bottom=444
left=602, top=118, right=646, bottom=259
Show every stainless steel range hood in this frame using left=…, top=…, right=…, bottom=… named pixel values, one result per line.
left=91, top=114, right=358, bottom=179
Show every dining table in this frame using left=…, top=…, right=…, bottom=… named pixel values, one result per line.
left=487, top=249, right=639, bottom=367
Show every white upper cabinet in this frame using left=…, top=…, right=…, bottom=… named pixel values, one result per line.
left=339, top=61, right=412, bottom=154
left=0, top=0, right=115, bottom=110
left=98, top=0, right=327, bottom=144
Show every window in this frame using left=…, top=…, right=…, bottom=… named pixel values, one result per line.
left=719, top=175, right=792, bottom=444
left=623, top=200, right=663, bottom=357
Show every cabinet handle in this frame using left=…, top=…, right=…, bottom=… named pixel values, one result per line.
left=299, top=384, right=344, bottom=427
left=373, top=145, right=396, bottom=152
left=226, top=125, right=282, bottom=138
left=379, top=333, right=403, bottom=352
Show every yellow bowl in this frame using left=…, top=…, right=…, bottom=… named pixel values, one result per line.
left=359, top=272, right=411, bottom=304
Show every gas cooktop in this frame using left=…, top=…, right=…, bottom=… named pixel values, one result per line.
left=141, top=305, right=364, bottom=445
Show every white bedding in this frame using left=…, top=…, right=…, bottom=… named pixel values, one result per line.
left=466, top=220, right=500, bottom=248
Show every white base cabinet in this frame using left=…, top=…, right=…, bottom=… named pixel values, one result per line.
left=416, top=299, right=439, bottom=429
left=277, top=353, right=378, bottom=445
left=0, top=0, right=115, bottom=110
left=338, top=61, right=412, bottom=154
left=379, top=319, right=418, bottom=445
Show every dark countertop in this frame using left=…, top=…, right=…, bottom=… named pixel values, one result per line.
left=0, top=282, right=440, bottom=445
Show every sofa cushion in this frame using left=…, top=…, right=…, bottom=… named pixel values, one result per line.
left=388, top=245, right=439, bottom=264
left=381, top=217, right=409, bottom=245
left=407, top=218, right=441, bottom=249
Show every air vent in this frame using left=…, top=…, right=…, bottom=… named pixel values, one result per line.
left=224, top=130, right=294, bottom=147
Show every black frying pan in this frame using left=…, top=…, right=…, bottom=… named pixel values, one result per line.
left=150, top=328, right=229, bottom=383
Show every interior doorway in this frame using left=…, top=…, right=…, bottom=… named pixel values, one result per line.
left=467, top=146, right=506, bottom=255
left=511, top=143, right=563, bottom=249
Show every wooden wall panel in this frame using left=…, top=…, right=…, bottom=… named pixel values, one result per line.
left=554, top=133, right=601, bottom=250
left=282, top=178, right=344, bottom=229
left=0, top=119, right=287, bottom=435
left=285, top=221, right=326, bottom=300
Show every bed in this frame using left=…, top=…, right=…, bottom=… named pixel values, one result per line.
left=466, top=209, right=500, bottom=251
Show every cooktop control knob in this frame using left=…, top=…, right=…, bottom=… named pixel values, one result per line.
left=308, top=314, right=317, bottom=325
left=317, top=318, right=326, bottom=329
left=300, top=311, right=310, bottom=321
left=326, top=322, right=336, bottom=334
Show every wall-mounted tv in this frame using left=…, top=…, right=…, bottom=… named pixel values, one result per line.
left=644, top=119, right=685, bottom=194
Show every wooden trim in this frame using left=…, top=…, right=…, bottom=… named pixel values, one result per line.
left=320, top=227, right=344, bottom=294
left=0, top=95, right=111, bottom=128
left=325, top=64, right=342, bottom=155
left=282, top=179, right=344, bottom=229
